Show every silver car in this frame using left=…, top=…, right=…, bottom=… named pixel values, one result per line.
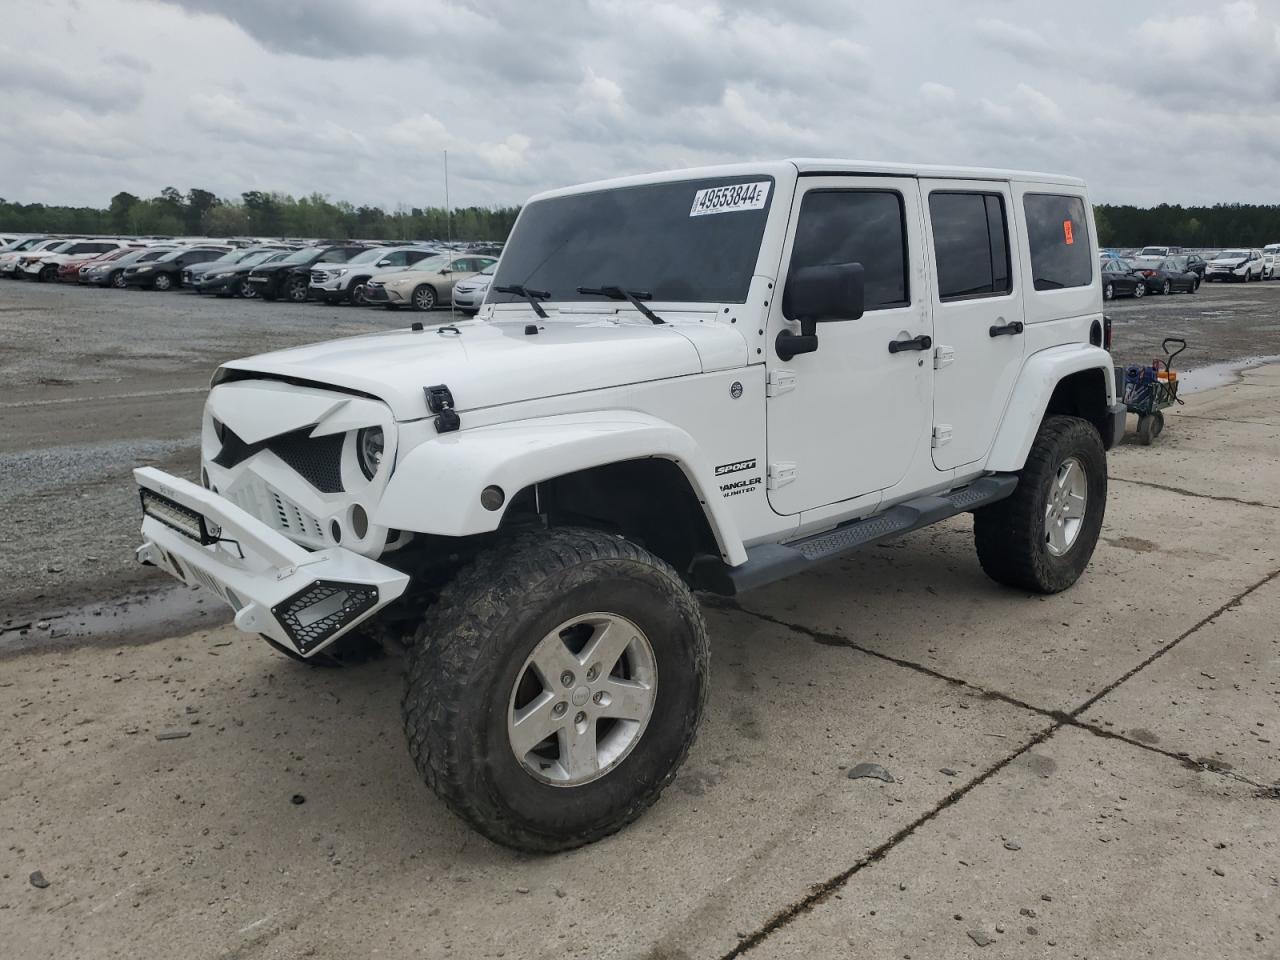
left=450, top=261, right=496, bottom=315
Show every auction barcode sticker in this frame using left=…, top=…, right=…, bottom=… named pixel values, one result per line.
left=690, top=181, right=771, bottom=217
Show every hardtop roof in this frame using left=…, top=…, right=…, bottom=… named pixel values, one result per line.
left=528, top=159, right=1087, bottom=204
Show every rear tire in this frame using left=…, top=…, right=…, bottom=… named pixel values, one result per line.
left=1161, top=279, right=1171, bottom=295
left=1133, top=282, right=1146, bottom=298
left=411, top=284, right=437, bottom=311
left=402, top=527, right=709, bottom=852
left=286, top=276, right=309, bottom=303
left=974, top=416, right=1107, bottom=594
left=1103, top=282, right=1114, bottom=301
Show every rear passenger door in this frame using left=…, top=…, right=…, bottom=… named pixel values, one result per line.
left=921, top=180, right=1024, bottom=471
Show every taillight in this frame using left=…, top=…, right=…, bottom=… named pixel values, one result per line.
left=1103, top=315, right=1113, bottom=349
left=1142, top=270, right=1155, bottom=277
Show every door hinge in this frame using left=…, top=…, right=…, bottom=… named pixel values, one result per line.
left=766, top=369, right=797, bottom=397
left=933, top=344, right=955, bottom=370
left=767, top=461, right=798, bottom=489
left=932, top=424, right=953, bottom=448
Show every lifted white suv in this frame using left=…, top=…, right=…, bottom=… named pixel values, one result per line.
left=134, top=160, right=1123, bottom=852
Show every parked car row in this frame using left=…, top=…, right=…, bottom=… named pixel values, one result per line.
left=0, top=234, right=501, bottom=313
left=1099, top=254, right=1203, bottom=300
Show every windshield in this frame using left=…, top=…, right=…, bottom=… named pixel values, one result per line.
left=279, top=248, right=320, bottom=264
left=479, top=261, right=497, bottom=275
left=491, top=176, right=774, bottom=304
left=318, top=247, right=363, bottom=263
left=1265, top=245, right=1280, bottom=254
left=136, top=248, right=175, bottom=263
left=409, top=255, right=449, bottom=272
left=237, top=250, right=277, bottom=267
left=1139, top=247, right=1166, bottom=256
left=1218, top=250, right=1248, bottom=260
left=346, top=247, right=394, bottom=264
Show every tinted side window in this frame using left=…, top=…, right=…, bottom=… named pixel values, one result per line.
left=405, top=251, right=431, bottom=265
left=929, top=192, right=1011, bottom=300
left=788, top=190, right=908, bottom=313
left=1024, top=193, right=1091, bottom=291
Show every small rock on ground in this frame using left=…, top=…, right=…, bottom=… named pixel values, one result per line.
left=848, top=763, right=894, bottom=782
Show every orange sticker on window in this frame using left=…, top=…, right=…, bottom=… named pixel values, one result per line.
left=1063, top=220, right=1074, bottom=245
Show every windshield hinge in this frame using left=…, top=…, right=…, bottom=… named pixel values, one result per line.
left=932, top=424, right=953, bottom=448
left=767, top=461, right=798, bottom=489
left=933, top=345, right=955, bottom=370
left=766, top=369, right=797, bottom=397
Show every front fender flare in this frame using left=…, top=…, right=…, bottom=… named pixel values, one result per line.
left=374, top=411, right=748, bottom=565
left=987, top=345, right=1118, bottom=471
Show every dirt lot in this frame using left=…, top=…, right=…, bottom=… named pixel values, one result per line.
left=3, top=276, right=1280, bottom=641
left=4, top=362, right=1279, bottom=960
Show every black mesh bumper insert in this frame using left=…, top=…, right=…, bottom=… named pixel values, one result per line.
left=272, top=580, right=379, bottom=654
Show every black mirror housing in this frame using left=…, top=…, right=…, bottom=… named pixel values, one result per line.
left=783, top=262, right=865, bottom=324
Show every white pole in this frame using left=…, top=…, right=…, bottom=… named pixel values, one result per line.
left=444, top=149, right=452, bottom=245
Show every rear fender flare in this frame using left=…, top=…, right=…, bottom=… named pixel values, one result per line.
left=987, top=345, right=1118, bottom=471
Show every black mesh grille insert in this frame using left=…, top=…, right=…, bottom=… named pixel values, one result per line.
left=267, top=431, right=345, bottom=493
left=213, top=425, right=345, bottom=493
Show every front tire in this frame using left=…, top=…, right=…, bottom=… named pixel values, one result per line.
left=110, top=270, right=125, bottom=289
left=1161, top=279, right=1171, bottom=295
left=402, top=528, right=709, bottom=852
left=153, top=272, right=173, bottom=291
left=286, top=276, right=309, bottom=303
left=1103, top=282, right=1114, bottom=301
left=1133, top=282, right=1146, bottom=298
left=974, top=416, right=1107, bottom=594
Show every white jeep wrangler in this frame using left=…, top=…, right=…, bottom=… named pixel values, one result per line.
left=134, top=160, right=1124, bottom=852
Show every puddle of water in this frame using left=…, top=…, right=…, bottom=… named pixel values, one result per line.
left=1178, top=355, right=1280, bottom=394
left=0, top=583, right=232, bottom=656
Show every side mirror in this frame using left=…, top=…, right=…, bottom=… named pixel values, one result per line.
left=777, top=263, right=865, bottom=361
left=376, top=260, right=390, bottom=267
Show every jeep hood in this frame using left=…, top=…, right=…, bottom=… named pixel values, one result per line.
left=218, top=317, right=745, bottom=420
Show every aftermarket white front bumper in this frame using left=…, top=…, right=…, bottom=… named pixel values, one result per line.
left=134, top=467, right=409, bottom=657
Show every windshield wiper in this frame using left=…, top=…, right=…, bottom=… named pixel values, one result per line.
left=495, top=284, right=550, bottom=319
left=576, top=285, right=665, bottom=325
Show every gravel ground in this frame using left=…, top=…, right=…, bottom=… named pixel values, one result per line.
left=2, top=276, right=1279, bottom=636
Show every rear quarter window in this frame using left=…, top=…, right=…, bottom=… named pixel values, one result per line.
left=1024, top=193, right=1092, bottom=291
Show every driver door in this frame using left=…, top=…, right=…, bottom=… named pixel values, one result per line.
left=765, top=177, right=934, bottom=516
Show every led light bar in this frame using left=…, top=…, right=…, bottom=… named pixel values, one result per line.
left=139, top=488, right=218, bottom=545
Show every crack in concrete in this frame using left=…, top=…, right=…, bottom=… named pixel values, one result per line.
left=1110, top=475, right=1278, bottom=510
left=714, top=564, right=1280, bottom=958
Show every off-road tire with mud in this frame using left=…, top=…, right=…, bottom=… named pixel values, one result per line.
left=401, top=527, right=709, bottom=852
left=973, top=415, right=1107, bottom=594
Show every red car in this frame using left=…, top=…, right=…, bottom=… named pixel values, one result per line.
left=60, top=247, right=136, bottom=283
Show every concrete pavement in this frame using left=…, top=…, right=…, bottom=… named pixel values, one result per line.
left=4, top=365, right=1279, bottom=959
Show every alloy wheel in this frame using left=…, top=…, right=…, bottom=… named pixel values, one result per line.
left=507, top=612, right=658, bottom=787
left=1044, top=456, right=1087, bottom=557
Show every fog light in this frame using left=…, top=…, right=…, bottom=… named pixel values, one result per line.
left=480, top=485, right=505, bottom=511
left=351, top=504, right=369, bottom=538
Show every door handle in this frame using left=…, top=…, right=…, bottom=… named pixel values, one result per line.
left=888, top=334, right=932, bottom=354
left=989, top=320, right=1024, bottom=337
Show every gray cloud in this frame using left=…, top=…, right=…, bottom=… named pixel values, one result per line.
left=0, top=0, right=1277, bottom=211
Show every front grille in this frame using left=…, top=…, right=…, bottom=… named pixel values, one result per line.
left=226, top=483, right=325, bottom=544
left=364, top=284, right=388, bottom=301
left=214, top=426, right=344, bottom=493
left=268, top=431, right=345, bottom=492
left=272, top=580, right=379, bottom=654
left=310, top=270, right=328, bottom=284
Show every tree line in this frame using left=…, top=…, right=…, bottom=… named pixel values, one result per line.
left=3, top=187, right=1279, bottom=249
left=1094, top=203, right=1280, bottom=248
left=0, top=187, right=520, bottom=242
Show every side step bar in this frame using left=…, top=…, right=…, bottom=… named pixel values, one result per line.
left=691, top=474, right=1018, bottom=596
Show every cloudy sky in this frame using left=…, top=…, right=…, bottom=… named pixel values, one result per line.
left=3, top=0, right=1278, bottom=210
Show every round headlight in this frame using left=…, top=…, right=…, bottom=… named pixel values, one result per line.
left=357, top=426, right=384, bottom=480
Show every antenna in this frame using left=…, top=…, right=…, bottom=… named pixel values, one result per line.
left=444, top=149, right=452, bottom=245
